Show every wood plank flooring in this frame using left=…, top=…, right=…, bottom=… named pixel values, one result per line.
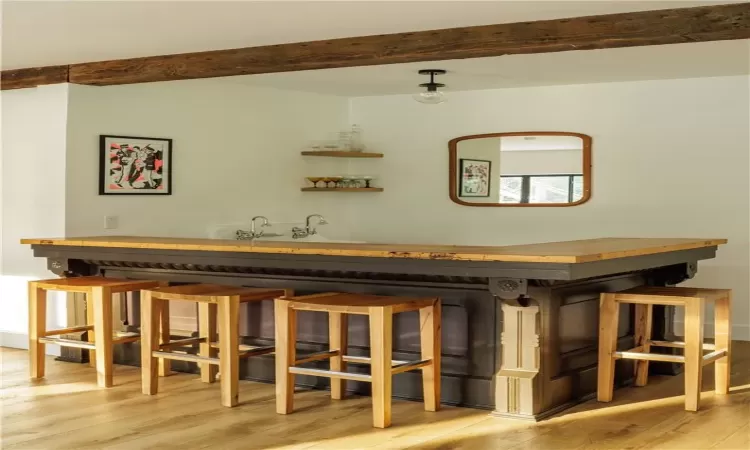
left=1, top=343, right=748, bottom=449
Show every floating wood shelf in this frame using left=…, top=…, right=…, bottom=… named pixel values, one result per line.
left=301, top=187, right=383, bottom=192
left=301, top=151, right=383, bottom=158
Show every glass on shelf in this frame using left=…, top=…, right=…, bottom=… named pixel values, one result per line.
left=351, top=175, right=375, bottom=188
left=306, top=177, right=324, bottom=188
left=350, top=124, right=364, bottom=152
left=338, top=132, right=352, bottom=151
left=329, top=176, right=343, bottom=188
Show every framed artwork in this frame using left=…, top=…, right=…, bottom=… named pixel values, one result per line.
left=459, top=159, right=491, bottom=197
left=99, top=135, right=172, bottom=195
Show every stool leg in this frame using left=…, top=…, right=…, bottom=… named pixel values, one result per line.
left=275, top=299, right=297, bottom=414
left=28, top=282, right=46, bottom=379
left=714, top=292, right=732, bottom=395
left=597, top=293, right=620, bottom=402
left=141, top=290, right=160, bottom=395
left=420, top=300, right=441, bottom=412
left=684, top=297, right=705, bottom=412
left=199, top=303, right=218, bottom=383
left=158, top=300, right=171, bottom=377
left=369, top=306, right=393, bottom=429
left=218, top=296, right=240, bottom=407
left=634, top=303, right=653, bottom=387
left=329, top=312, right=348, bottom=400
left=92, top=286, right=114, bottom=388
left=86, top=293, right=96, bottom=368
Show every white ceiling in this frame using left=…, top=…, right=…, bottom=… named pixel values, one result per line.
left=0, top=0, right=739, bottom=70
left=230, top=40, right=750, bottom=96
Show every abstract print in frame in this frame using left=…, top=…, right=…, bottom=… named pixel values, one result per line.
left=99, top=135, right=172, bottom=195
left=459, top=158, right=491, bottom=197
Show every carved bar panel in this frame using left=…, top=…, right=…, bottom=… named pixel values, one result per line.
left=495, top=301, right=540, bottom=418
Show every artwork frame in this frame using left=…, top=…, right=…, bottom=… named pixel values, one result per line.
left=459, top=158, right=491, bottom=197
left=99, top=135, right=173, bottom=195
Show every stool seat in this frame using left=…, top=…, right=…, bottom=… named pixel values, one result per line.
left=615, top=286, right=730, bottom=304
left=282, top=292, right=436, bottom=314
left=276, top=292, right=441, bottom=428
left=34, top=276, right=160, bottom=294
left=147, top=284, right=285, bottom=303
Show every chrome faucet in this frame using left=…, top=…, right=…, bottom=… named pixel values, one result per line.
left=235, top=216, right=270, bottom=240
left=251, top=216, right=270, bottom=237
left=292, top=214, right=328, bottom=239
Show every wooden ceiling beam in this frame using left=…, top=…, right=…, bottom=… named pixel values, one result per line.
left=1, top=66, right=69, bottom=90
left=3, top=2, right=750, bottom=90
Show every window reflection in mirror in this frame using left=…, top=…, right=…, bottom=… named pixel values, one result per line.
left=449, top=132, right=591, bottom=207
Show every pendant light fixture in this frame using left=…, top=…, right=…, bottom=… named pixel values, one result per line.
left=413, top=69, right=447, bottom=104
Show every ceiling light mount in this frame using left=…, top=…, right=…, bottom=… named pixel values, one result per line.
left=414, top=69, right=447, bottom=104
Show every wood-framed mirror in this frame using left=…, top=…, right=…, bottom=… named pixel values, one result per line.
left=449, top=131, right=592, bottom=207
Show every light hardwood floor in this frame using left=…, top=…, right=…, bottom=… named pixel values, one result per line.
left=1, top=344, right=748, bottom=449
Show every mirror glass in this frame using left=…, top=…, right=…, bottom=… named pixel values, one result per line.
left=450, top=132, right=591, bottom=206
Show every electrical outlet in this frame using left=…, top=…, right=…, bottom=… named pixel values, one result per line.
left=104, top=216, right=119, bottom=230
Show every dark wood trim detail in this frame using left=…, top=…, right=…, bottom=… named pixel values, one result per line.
left=449, top=131, right=593, bottom=207
left=5, top=3, right=750, bottom=89
left=0, top=66, right=69, bottom=90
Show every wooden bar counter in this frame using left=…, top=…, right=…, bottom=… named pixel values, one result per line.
left=22, top=236, right=726, bottom=420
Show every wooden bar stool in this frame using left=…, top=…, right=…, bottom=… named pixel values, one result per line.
left=598, top=286, right=732, bottom=411
left=140, top=284, right=287, bottom=407
left=28, top=276, right=161, bottom=387
left=275, top=292, right=441, bottom=428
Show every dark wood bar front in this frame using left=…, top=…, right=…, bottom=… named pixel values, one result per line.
left=22, top=236, right=726, bottom=420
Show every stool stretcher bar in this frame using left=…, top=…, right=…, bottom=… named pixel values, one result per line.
left=649, top=340, right=716, bottom=350
left=159, top=337, right=205, bottom=350
left=153, top=350, right=218, bottom=365
left=294, top=350, right=340, bottom=365
left=289, top=367, right=373, bottom=382
left=239, top=345, right=275, bottom=358
left=613, top=351, right=686, bottom=363
left=38, top=337, right=96, bottom=349
left=40, top=325, right=94, bottom=337
left=112, top=335, right=140, bottom=345
left=391, top=359, right=433, bottom=375
left=342, top=355, right=410, bottom=366
left=208, top=342, right=274, bottom=353
left=702, top=350, right=728, bottom=366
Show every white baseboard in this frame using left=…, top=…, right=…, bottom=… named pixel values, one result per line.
left=672, top=323, right=750, bottom=341
left=0, top=332, right=61, bottom=356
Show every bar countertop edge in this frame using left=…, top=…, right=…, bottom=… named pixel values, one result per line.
left=20, top=236, right=728, bottom=264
